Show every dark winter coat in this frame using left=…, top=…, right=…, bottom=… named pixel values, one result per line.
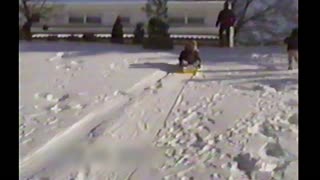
left=284, top=29, right=298, bottom=51
left=216, top=9, right=236, bottom=28
left=179, top=49, right=201, bottom=66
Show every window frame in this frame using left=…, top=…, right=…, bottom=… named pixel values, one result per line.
left=187, top=17, right=205, bottom=25
left=68, top=14, right=85, bottom=24
left=85, top=15, right=102, bottom=24
left=168, top=16, right=186, bottom=26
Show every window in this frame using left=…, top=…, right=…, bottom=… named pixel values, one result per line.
left=68, top=15, right=84, bottom=24
left=188, top=17, right=205, bottom=25
left=169, top=17, right=185, bottom=26
left=86, top=16, right=102, bottom=24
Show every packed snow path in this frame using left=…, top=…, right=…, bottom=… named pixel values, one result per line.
left=19, top=42, right=298, bottom=180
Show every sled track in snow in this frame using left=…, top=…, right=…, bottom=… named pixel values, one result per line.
left=160, top=72, right=197, bottom=132
left=19, top=69, right=194, bottom=179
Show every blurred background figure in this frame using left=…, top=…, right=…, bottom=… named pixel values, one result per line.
left=216, top=2, right=236, bottom=47
left=284, top=28, right=298, bottom=70
left=111, top=16, right=124, bottom=44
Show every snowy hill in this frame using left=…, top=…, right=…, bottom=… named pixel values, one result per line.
left=19, top=42, right=298, bottom=180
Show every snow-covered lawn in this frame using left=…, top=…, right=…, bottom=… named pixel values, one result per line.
left=19, top=41, right=298, bottom=180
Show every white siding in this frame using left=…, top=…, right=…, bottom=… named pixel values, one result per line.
left=32, top=1, right=224, bottom=35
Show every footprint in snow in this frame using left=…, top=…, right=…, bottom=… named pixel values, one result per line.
left=233, top=153, right=258, bottom=179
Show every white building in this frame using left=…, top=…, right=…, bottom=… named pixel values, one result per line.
left=27, top=0, right=225, bottom=35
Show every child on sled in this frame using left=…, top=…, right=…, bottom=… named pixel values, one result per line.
left=178, top=40, right=202, bottom=69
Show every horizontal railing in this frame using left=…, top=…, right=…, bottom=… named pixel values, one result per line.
left=31, top=33, right=218, bottom=40
left=31, top=26, right=219, bottom=35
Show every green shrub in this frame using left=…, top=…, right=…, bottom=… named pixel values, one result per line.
left=133, top=23, right=145, bottom=44
left=143, top=17, right=173, bottom=50
left=148, top=17, right=169, bottom=36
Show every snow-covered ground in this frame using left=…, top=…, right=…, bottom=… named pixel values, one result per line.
left=19, top=42, right=298, bottom=180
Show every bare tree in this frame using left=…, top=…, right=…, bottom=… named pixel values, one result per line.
left=232, top=0, right=279, bottom=36
left=19, top=0, right=53, bottom=39
left=144, top=0, right=169, bottom=20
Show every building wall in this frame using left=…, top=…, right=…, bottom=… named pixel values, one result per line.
left=31, top=1, right=224, bottom=35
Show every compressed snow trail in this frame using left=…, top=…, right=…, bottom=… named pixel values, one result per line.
left=42, top=72, right=203, bottom=180
left=19, top=41, right=181, bottom=161
left=19, top=69, right=167, bottom=177
left=19, top=69, right=196, bottom=179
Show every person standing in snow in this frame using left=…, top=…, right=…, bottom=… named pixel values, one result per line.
left=111, top=16, right=124, bottom=44
left=179, top=40, right=201, bottom=68
left=216, top=2, right=236, bottom=47
left=284, top=28, right=298, bottom=70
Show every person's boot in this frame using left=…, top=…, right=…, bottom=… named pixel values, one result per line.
left=219, top=35, right=225, bottom=47
left=288, top=65, right=293, bottom=70
left=226, top=37, right=230, bottom=47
